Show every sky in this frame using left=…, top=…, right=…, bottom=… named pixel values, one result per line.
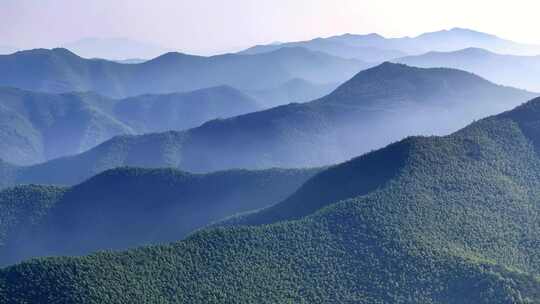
left=1, top=0, right=540, bottom=55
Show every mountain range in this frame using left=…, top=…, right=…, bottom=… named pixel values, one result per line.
left=2, top=26, right=540, bottom=303
left=3, top=95, right=540, bottom=303
left=0, top=166, right=319, bottom=265
left=0, top=86, right=261, bottom=165
left=0, top=63, right=535, bottom=189
left=241, top=36, right=407, bottom=62
left=0, top=47, right=367, bottom=98
left=244, top=28, right=540, bottom=59
left=395, top=47, right=540, bottom=92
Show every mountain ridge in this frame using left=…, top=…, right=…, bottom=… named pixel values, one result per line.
left=0, top=63, right=535, bottom=189
left=0, top=85, right=261, bottom=165
left=395, top=47, right=540, bottom=92
left=4, top=96, right=540, bottom=303
left=0, top=47, right=368, bottom=98
left=0, top=166, right=320, bottom=265
left=243, top=27, right=540, bottom=59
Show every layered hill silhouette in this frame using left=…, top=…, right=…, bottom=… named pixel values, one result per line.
left=4, top=97, right=540, bottom=303
left=0, top=86, right=260, bottom=165
left=244, top=28, right=540, bottom=59
left=241, top=36, right=407, bottom=62
left=0, top=166, right=318, bottom=266
left=0, top=47, right=367, bottom=98
left=0, top=63, right=533, bottom=189
left=396, top=47, right=540, bottom=92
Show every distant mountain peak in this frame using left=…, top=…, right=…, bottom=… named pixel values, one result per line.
left=338, top=32, right=385, bottom=39
left=322, top=61, right=505, bottom=106
left=417, top=27, right=498, bottom=40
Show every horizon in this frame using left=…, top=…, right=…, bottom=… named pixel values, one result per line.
left=4, top=27, right=540, bottom=59
left=2, top=0, right=540, bottom=56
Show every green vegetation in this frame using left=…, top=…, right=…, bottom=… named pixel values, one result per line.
left=3, top=97, right=540, bottom=302
left=0, top=166, right=319, bottom=265
left=0, top=185, right=66, bottom=247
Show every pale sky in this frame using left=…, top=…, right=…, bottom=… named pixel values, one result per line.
left=1, top=0, right=539, bottom=55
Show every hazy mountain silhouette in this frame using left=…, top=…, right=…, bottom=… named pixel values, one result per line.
left=241, top=37, right=407, bottom=62
left=244, top=28, right=540, bottom=59
left=0, top=63, right=534, bottom=188
left=4, top=97, right=540, bottom=303
left=395, top=47, right=540, bottom=92
left=0, top=47, right=368, bottom=98
left=0, top=86, right=260, bottom=165
left=0, top=166, right=319, bottom=265
left=248, top=78, right=339, bottom=108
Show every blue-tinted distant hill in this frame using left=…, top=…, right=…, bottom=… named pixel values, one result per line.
left=0, top=86, right=261, bottom=165
left=0, top=47, right=368, bottom=98
left=0, top=63, right=534, bottom=188
left=243, top=27, right=540, bottom=59
left=4, top=96, right=540, bottom=303
left=248, top=78, right=339, bottom=108
left=395, top=47, right=540, bottom=92
left=241, top=36, right=407, bottom=62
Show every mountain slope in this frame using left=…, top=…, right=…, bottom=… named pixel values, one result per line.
left=0, top=47, right=368, bottom=98
left=1, top=63, right=534, bottom=188
left=0, top=166, right=319, bottom=266
left=4, top=98, right=540, bottom=302
left=0, top=87, right=132, bottom=165
left=248, top=78, right=339, bottom=108
left=395, top=48, right=540, bottom=92
left=0, top=86, right=260, bottom=165
left=114, top=85, right=261, bottom=133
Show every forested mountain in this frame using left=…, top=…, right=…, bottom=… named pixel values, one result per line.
left=244, top=27, right=540, bottom=58
left=0, top=86, right=260, bottom=165
left=396, top=47, right=540, bottom=92
left=4, top=97, right=540, bottom=303
left=0, top=47, right=367, bottom=98
left=0, top=166, right=319, bottom=266
left=1, top=63, right=532, bottom=187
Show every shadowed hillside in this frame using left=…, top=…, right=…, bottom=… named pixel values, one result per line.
left=396, top=48, right=540, bottom=92
left=0, top=86, right=260, bottom=165
left=3, top=97, right=540, bottom=303
left=0, top=63, right=533, bottom=189
left=0, top=166, right=319, bottom=265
